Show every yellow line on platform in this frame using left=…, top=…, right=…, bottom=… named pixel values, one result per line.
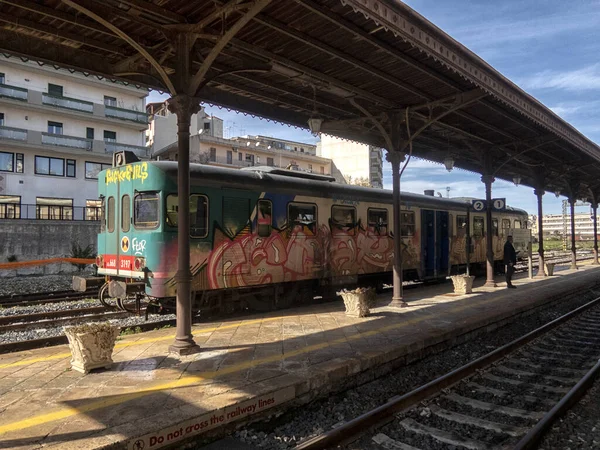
left=0, top=316, right=280, bottom=370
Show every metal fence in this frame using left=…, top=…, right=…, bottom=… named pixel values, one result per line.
left=0, top=204, right=101, bottom=221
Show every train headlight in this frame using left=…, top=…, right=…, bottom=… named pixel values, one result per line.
left=96, top=255, right=103, bottom=267
left=134, top=257, right=146, bottom=271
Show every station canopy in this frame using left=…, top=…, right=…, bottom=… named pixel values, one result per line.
left=3, top=0, right=600, bottom=198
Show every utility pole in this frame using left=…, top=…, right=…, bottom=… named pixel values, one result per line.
left=562, top=199, right=568, bottom=251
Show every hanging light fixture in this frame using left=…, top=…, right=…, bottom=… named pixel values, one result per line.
left=555, top=189, right=561, bottom=198
left=513, top=176, right=521, bottom=186
left=443, top=156, right=455, bottom=172
left=307, top=84, right=323, bottom=136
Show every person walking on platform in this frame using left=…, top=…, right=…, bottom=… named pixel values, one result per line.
left=504, top=234, right=517, bottom=289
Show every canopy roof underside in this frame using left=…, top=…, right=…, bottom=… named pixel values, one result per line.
left=2, top=0, right=599, bottom=198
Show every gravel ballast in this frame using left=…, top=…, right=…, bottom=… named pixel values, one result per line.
left=0, top=273, right=94, bottom=297
left=195, top=290, right=600, bottom=450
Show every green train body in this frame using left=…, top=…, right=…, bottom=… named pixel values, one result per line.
left=96, top=158, right=529, bottom=310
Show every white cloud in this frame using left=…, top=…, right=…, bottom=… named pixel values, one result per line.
left=518, top=63, right=600, bottom=91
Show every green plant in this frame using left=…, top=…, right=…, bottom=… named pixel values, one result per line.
left=120, top=326, right=143, bottom=336
left=70, top=242, right=96, bottom=272
left=7, top=254, right=17, bottom=263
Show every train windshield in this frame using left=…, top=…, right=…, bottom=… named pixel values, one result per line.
left=134, top=192, right=159, bottom=229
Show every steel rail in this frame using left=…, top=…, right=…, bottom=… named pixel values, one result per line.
left=295, top=295, right=600, bottom=449
left=0, top=289, right=100, bottom=306
left=513, top=358, right=600, bottom=450
left=0, top=310, right=141, bottom=332
left=0, top=306, right=110, bottom=326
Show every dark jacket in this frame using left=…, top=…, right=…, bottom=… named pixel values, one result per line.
left=504, top=240, right=517, bottom=265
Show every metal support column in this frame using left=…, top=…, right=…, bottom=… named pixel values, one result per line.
left=534, top=189, right=546, bottom=277
left=482, top=174, right=496, bottom=287
left=570, top=197, right=577, bottom=270
left=386, top=151, right=408, bottom=307
left=593, top=201, right=599, bottom=265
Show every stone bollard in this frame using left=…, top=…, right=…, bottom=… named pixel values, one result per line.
left=63, top=323, right=120, bottom=374
left=450, top=275, right=476, bottom=295
left=545, top=263, right=555, bottom=276
left=337, top=288, right=372, bottom=318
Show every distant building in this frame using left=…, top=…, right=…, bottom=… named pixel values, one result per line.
left=152, top=132, right=332, bottom=176
left=146, top=101, right=223, bottom=151
left=317, top=135, right=383, bottom=188
left=0, top=56, right=148, bottom=220
left=530, top=210, right=597, bottom=239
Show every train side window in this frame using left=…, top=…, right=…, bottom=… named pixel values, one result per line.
left=134, top=192, right=159, bottom=229
left=288, top=202, right=317, bottom=234
left=473, top=216, right=485, bottom=237
left=107, top=196, right=115, bottom=233
left=331, top=205, right=356, bottom=235
left=457, top=215, right=467, bottom=237
left=165, top=194, right=178, bottom=227
left=513, top=219, right=522, bottom=229
left=368, top=208, right=388, bottom=236
left=257, top=199, right=272, bottom=237
left=401, top=211, right=415, bottom=236
left=190, top=194, right=209, bottom=238
left=502, top=219, right=511, bottom=234
left=121, top=194, right=130, bottom=232
left=492, top=218, right=498, bottom=237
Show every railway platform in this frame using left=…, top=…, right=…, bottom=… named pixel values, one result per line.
left=1, top=265, right=600, bottom=450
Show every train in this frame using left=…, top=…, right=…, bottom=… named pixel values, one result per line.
left=91, top=152, right=529, bottom=313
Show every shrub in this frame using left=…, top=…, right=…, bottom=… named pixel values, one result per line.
left=70, top=242, right=96, bottom=272
left=7, top=254, right=17, bottom=263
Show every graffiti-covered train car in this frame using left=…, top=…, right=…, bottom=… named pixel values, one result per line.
left=94, top=154, right=528, bottom=312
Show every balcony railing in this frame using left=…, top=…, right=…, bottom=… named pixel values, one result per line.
left=0, top=204, right=101, bottom=221
left=105, top=105, right=149, bottom=124
left=42, top=93, right=94, bottom=113
left=0, top=125, right=27, bottom=141
left=42, top=132, right=93, bottom=150
left=0, top=83, right=28, bottom=101
left=105, top=141, right=149, bottom=158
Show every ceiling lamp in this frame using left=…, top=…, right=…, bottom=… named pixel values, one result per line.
left=555, top=190, right=561, bottom=198
left=443, top=156, right=454, bottom=172
left=513, top=176, right=521, bottom=186
left=307, top=117, right=323, bottom=136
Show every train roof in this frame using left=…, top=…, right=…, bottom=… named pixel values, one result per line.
left=148, top=161, right=524, bottom=215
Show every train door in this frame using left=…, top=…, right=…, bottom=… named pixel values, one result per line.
left=221, top=193, right=252, bottom=287
left=421, top=210, right=436, bottom=277
left=435, top=211, right=450, bottom=276
left=117, top=190, right=133, bottom=276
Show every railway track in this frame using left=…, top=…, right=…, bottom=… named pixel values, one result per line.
left=0, top=288, right=100, bottom=307
left=297, top=296, right=600, bottom=450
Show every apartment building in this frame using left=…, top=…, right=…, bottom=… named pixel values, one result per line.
left=317, top=134, right=384, bottom=188
left=531, top=211, right=597, bottom=239
left=0, top=56, right=148, bottom=220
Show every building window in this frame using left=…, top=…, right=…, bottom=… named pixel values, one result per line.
left=238, top=152, right=243, bottom=161
left=368, top=208, right=388, bottom=236
left=47, top=121, right=63, bottom=135
left=267, top=157, right=274, bottom=167
left=35, top=156, right=65, bottom=176
left=401, top=211, right=415, bottom=236
left=203, top=122, right=211, bottom=130
left=16, top=153, right=23, bottom=173
left=473, top=216, right=485, bottom=237
left=209, top=147, right=216, bottom=162
left=227, top=151, right=232, bottom=164
left=190, top=194, right=209, bottom=238
left=331, top=205, right=356, bottom=235
left=0, top=112, right=4, bottom=126
left=48, top=83, right=63, bottom=97
left=86, top=127, right=94, bottom=140
left=104, top=96, right=117, bottom=107
left=36, top=197, right=73, bottom=220
left=257, top=199, right=272, bottom=237
left=85, top=162, right=111, bottom=179
left=0, top=152, right=14, bottom=172
left=134, top=192, right=159, bottom=229
left=0, top=73, right=4, bottom=84
left=104, top=130, right=117, bottom=142
left=308, top=164, right=312, bottom=172
left=66, top=159, right=76, bottom=178
left=86, top=199, right=102, bottom=221
left=0, top=195, right=20, bottom=219
left=320, top=166, right=324, bottom=174
left=288, top=202, right=317, bottom=235
left=245, top=153, right=254, bottom=165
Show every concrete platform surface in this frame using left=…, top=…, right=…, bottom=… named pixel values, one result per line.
left=1, top=265, right=599, bottom=450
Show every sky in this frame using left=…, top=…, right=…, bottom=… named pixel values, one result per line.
left=147, top=0, right=600, bottom=216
